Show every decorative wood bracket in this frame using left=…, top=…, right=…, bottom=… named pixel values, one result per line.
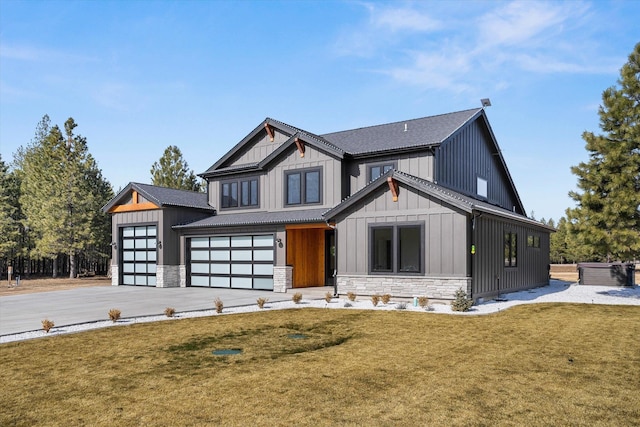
left=109, top=189, right=159, bottom=213
left=295, top=137, right=305, bottom=158
left=265, top=123, right=275, bottom=142
left=387, top=177, right=399, bottom=202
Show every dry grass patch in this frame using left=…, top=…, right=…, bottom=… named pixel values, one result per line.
left=1, top=305, right=639, bottom=426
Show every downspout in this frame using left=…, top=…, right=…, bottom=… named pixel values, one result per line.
left=325, top=220, right=338, bottom=297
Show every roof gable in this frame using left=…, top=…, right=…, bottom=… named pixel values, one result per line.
left=201, top=118, right=301, bottom=176
left=103, top=182, right=214, bottom=213
left=436, top=110, right=526, bottom=215
left=324, top=170, right=551, bottom=230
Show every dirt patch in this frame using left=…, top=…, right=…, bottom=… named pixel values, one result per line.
left=0, top=276, right=111, bottom=296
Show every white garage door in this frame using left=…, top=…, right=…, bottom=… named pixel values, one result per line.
left=121, top=225, right=157, bottom=286
left=189, top=234, right=274, bottom=290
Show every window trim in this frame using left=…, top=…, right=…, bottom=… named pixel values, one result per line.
left=527, top=234, right=540, bottom=249
left=477, top=176, right=488, bottom=199
left=220, top=176, right=260, bottom=210
left=284, top=167, right=323, bottom=206
left=369, top=222, right=424, bottom=275
left=368, top=161, right=397, bottom=182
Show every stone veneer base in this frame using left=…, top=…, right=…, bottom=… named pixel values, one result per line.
left=156, top=265, right=180, bottom=288
left=110, top=264, right=180, bottom=288
left=111, top=265, right=119, bottom=286
left=273, top=266, right=293, bottom=293
left=336, top=275, right=472, bottom=300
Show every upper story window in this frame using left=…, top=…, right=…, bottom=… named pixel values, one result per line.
left=477, top=177, right=488, bottom=198
left=221, top=177, right=259, bottom=209
left=369, top=162, right=396, bottom=181
left=370, top=222, right=423, bottom=274
left=527, top=234, right=540, bottom=248
left=285, top=167, right=322, bottom=206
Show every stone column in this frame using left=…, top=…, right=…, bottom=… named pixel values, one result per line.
left=273, top=265, right=293, bottom=293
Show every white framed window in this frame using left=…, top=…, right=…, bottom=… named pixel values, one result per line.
left=477, top=177, right=488, bottom=198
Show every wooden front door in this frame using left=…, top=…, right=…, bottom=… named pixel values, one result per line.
left=286, top=227, right=326, bottom=288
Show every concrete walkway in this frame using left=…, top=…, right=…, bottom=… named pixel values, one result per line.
left=0, top=285, right=334, bottom=336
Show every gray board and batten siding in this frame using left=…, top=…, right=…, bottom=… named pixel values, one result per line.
left=472, top=214, right=550, bottom=299
left=110, top=207, right=212, bottom=267
left=435, top=115, right=524, bottom=215
left=346, top=150, right=435, bottom=198
left=209, top=143, right=343, bottom=213
left=332, top=182, right=470, bottom=277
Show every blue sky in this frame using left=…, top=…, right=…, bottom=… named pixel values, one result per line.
left=1, top=0, right=638, bottom=222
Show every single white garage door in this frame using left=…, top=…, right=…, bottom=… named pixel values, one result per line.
left=121, top=225, right=157, bottom=286
left=189, top=234, right=274, bottom=290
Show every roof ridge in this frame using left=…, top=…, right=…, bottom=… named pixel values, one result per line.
left=134, top=182, right=205, bottom=195
left=320, top=108, right=481, bottom=136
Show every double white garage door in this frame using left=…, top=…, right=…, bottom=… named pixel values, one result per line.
left=189, top=234, right=274, bottom=290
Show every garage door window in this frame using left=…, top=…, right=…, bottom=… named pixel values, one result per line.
left=190, top=234, right=274, bottom=289
left=120, top=225, right=157, bottom=286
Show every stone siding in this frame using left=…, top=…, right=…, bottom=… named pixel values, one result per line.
left=179, top=264, right=187, bottom=287
left=273, top=266, right=293, bottom=293
left=337, top=275, right=471, bottom=300
left=156, top=265, right=180, bottom=288
left=111, top=265, right=119, bottom=286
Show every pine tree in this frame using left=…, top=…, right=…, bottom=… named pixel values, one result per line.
left=16, top=116, right=113, bottom=278
left=150, top=145, right=202, bottom=191
left=0, top=154, right=22, bottom=266
left=567, top=43, right=640, bottom=262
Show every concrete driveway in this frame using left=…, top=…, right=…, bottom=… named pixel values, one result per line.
left=0, top=286, right=330, bottom=336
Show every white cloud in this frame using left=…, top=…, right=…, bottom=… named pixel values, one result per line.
left=338, top=1, right=619, bottom=92
left=369, top=5, right=442, bottom=33
left=476, top=1, right=579, bottom=47
left=386, top=50, right=473, bottom=93
left=333, top=2, right=442, bottom=57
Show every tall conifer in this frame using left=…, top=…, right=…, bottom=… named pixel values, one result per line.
left=567, top=43, right=640, bottom=261
left=150, top=145, right=202, bottom=191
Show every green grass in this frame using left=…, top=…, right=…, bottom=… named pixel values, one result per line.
left=1, top=304, right=639, bottom=426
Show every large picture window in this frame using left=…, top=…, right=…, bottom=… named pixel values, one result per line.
left=504, top=231, right=517, bottom=267
left=370, top=223, right=423, bottom=274
left=221, top=177, right=259, bottom=209
left=285, top=167, right=322, bottom=206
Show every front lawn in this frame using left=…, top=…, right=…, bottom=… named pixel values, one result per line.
left=1, top=304, right=639, bottom=426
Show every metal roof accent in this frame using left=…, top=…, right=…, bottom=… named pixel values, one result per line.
left=173, top=208, right=327, bottom=229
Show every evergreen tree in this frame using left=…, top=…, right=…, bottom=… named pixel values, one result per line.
left=16, top=116, right=113, bottom=278
left=567, top=43, right=640, bottom=262
left=150, top=145, right=202, bottom=191
left=0, top=154, right=22, bottom=266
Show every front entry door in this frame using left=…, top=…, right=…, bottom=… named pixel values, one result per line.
left=286, top=227, right=326, bottom=288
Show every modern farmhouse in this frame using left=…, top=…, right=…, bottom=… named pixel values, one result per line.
left=103, top=107, right=552, bottom=300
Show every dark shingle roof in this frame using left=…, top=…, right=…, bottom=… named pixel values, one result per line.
left=102, top=182, right=214, bottom=213
left=320, top=108, right=481, bottom=155
left=173, top=208, right=327, bottom=229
